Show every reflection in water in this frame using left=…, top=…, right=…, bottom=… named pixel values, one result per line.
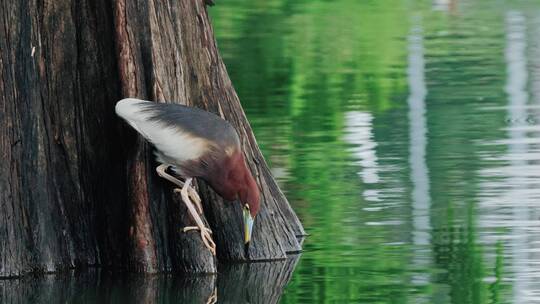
left=432, top=0, right=451, bottom=12
left=211, top=1, right=540, bottom=301
left=505, top=12, right=532, bottom=303
left=345, top=111, right=379, bottom=185
left=407, top=19, right=432, bottom=289
left=0, top=273, right=217, bottom=304
left=218, top=257, right=300, bottom=304
left=0, top=256, right=300, bottom=304
left=533, top=15, right=540, bottom=107
left=345, top=111, right=381, bottom=202
left=479, top=11, right=540, bottom=303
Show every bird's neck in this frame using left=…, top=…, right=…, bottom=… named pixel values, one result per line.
left=229, top=151, right=253, bottom=194
left=208, top=150, right=250, bottom=201
left=229, top=151, right=260, bottom=217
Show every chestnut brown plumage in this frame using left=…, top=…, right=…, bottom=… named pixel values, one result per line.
left=115, top=98, right=260, bottom=255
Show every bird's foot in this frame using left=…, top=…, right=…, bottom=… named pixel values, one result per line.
left=175, top=185, right=217, bottom=256
left=206, top=288, right=217, bottom=304
left=183, top=225, right=216, bottom=256
left=182, top=225, right=216, bottom=256
left=183, top=226, right=212, bottom=234
left=157, top=164, right=203, bottom=214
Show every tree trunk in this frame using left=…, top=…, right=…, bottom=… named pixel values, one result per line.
left=0, top=0, right=304, bottom=277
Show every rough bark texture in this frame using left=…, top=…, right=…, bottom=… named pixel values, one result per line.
left=0, top=0, right=304, bottom=277
left=0, top=0, right=123, bottom=277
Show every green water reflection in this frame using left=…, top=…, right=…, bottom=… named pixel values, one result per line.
left=211, top=0, right=540, bottom=303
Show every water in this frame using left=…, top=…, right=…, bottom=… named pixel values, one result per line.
left=3, top=1, right=540, bottom=303
left=211, top=0, right=540, bottom=303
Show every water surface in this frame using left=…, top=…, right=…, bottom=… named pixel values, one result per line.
left=211, top=0, right=540, bottom=303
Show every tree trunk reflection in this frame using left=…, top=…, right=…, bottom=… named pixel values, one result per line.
left=0, top=255, right=300, bottom=304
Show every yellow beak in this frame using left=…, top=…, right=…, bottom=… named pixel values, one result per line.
left=243, top=206, right=254, bottom=244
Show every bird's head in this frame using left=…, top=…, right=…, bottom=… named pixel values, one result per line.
left=222, top=149, right=260, bottom=245
left=238, top=169, right=260, bottom=245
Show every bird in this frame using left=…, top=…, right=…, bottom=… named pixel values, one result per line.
left=115, top=98, right=260, bottom=255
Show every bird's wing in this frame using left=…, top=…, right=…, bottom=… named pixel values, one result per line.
left=115, top=98, right=240, bottom=163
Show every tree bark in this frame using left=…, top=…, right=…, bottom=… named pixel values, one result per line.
left=0, top=0, right=304, bottom=277
left=1, top=0, right=122, bottom=276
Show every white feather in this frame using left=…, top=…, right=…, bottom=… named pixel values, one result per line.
left=115, top=98, right=208, bottom=164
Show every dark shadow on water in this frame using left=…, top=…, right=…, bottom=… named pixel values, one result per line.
left=0, top=255, right=300, bottom=304
left=218, top=256, right=300, bottom=304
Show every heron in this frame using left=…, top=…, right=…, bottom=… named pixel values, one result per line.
left=115, top=98, right=261, bottom=255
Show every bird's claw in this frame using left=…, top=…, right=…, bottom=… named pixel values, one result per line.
left=177, top=179, right=217, bottom=256
left=183, top=226, right=213, bottom=234
left=183, top=225, right=216, bottom=256
left=203, top=233, right=217, bottom=256
left=206, top=288, right=217, bottom=304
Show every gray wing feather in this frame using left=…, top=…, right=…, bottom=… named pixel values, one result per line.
left=138, top=101, right=240, bottom=149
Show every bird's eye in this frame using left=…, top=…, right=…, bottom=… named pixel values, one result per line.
left=244, top=204, right=250, bottom=210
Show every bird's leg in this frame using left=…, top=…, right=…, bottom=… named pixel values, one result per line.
left=156, top=164, right=203, bottom=214
left=156, top=164, right=215, bottom=254
left=176, top=178, right=216, bottom=256
left=188, top=188, right=203, bottom=214
left=206, top=288, right=217, bottom=304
